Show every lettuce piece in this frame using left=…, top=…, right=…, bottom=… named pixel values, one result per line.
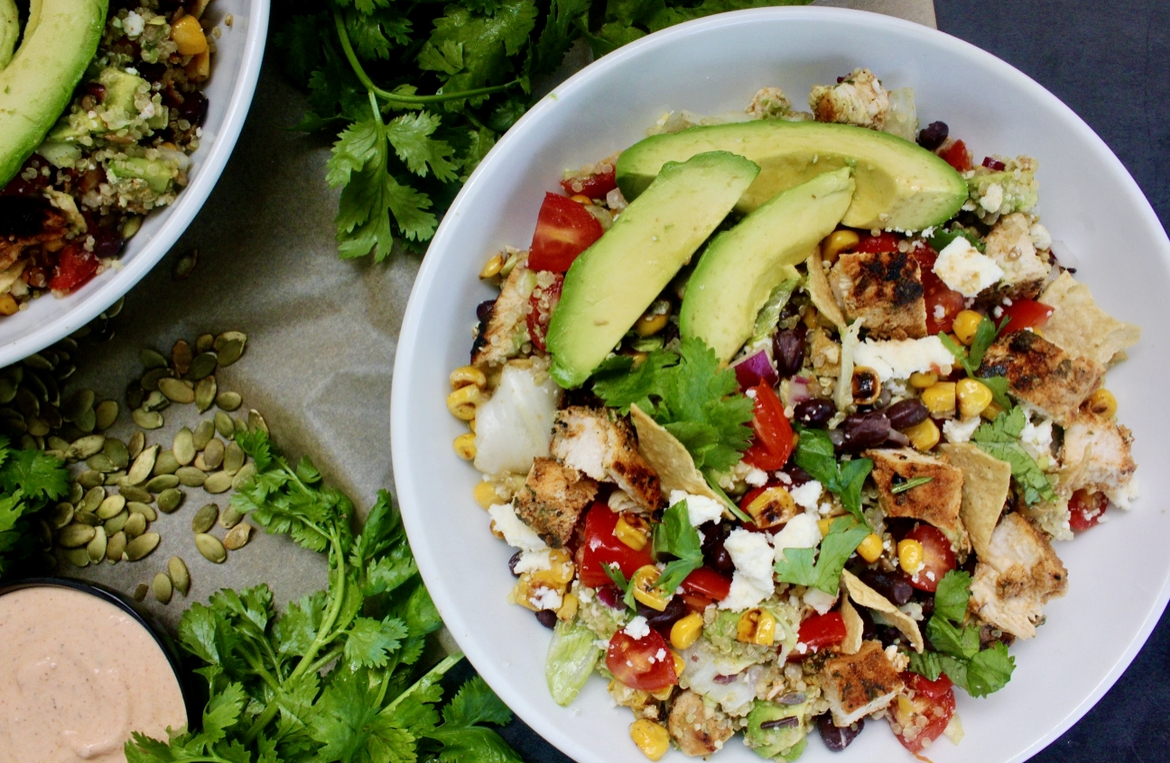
left=546, top=619, right=602, bottom=706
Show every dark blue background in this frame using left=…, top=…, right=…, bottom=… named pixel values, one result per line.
left=500, top=2, right=1170, bottom=760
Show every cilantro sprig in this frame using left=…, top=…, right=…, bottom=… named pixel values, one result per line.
left=126, top=430, right=521, bottom=763
left=907, top=570, right=1016, bottom=697
left=773, top=517, right=869, bottom=595
left=0, top=435, right=68, bottom=578
left=971, top=407, right=1057, bottom=505
left=792, top=428, right=872, bottom=527
left=651, top=500, right=704, bottom=595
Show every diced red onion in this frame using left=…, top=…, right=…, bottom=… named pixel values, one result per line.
left=712, top=673, right=739, bottom=685
left=732, top=350, right=778, bottom=390
left=982, top=156, right=1006, bottom=171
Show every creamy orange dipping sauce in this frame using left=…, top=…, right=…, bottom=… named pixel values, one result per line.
left=0, top=585, right=188, bottom=763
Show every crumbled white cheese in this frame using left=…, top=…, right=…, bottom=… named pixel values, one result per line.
left=744, top=467, right=769, bottom=487
left=530, top=588, right=563, bottom=611
left=772, top=514, right=822, bottom=562
left=670, top=490, right=725, bottom=527
left=719, top=529, right=776, bottom=611
left=1020, top=418, right=1054, bottom=462
left=852, top=336, right=955, bottom=381
left=789, top=480, right=823, bottom=511
left=803, top=586, right=837, bottom=615
left=979, top=182, right=1005, bottom=213
left=943, top=416, right=982, bottom=444
left=933, top=237, right=1005, bottom=297
left=623, top=616, right=651, bottom=640
left=123, top=11, right=145, bottom=37
left=1029, top=222, right=1052, bottom=250
left=487, top=503, right=548, bottom=552
left=513, top=548, right=553, bottom=574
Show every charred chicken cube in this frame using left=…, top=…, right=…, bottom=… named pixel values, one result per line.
left=550, top=406, right=664, bottom=511
left=866, top=448, right=966, bottom=545
left=829, top=250, right=928, bottom=340
left=512, top=457, right=598, bottom=548
left=821, top=640, right=905, bottom=727
left=667, top=689, right=736, bottom=757
left=977, top=330, right=1104, bottom=426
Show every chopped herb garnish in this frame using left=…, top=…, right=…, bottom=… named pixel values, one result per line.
left=792, top=428, right=873, bottom=528
left=891, top=475, right=934, bottom=494
left=773, top=517, right=870, bottom=595
left=971, top=407, right=1057, bottom=505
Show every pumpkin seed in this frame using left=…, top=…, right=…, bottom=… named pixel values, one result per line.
left=234, top=417, right=247, bottom=435
left=103, top=438, right=129, bottom=469
left=49, top=502, right=74, bottom=529
left=68, top=481, right=84, bottom=504
left=126, top=382, right=144, bottom=411
left=120, top=485, right=153, bottom=503
left=0, top=377, right=15, bottom=405
left=195, top=533, right=226, bottom=563
left=140, top=348, right=169, bottom=370
left=127, top=445, right=159, bottom=485
left=172, top=339, right=193, bottom=375
left=58, top=524, right=96, bottom=548
left=195, top=376, right=217, bottom=412
left=14, top=387, right=39, bottom=418
left=196, top=333, right=214, bottom=353
left=214, top=411, right=234, bottom=438
left=124, top=532, right=159, bottom=560
left=62, top=388, right=96, bottom=423
left=41, top=405, right=63, bottom=429
left=153, top=450, right=180, bottom=476
left=191, top=503, right=219, bottom=533
left=140, top=367, right=171, bottom=392
left=193, top=419, right=215, bottom=450
left=127, top=501, right=157, bottom=521
left=193, top=453, right=209, bottom=471
left=23, top=352, right=53, bottom=371
left=65, top=547, right=91, bottom=567
left=168, top=556, right=190, bottom=596
left=97, top=494, right=126, bottom=520
left=176, top=466, right=206, bottom=487
left=86, top=454, right=117, bottom=473
left=106, top=531, right=127, bottom=562
left=66, top=434, right=106, bottom=461
left=105, top=470, right=127, bottom=486
left=133, top=408, right=164, bottom=429
left=104, top=510, right=129, bottom=535
left=173, top=248, right=199, bottom=281
left=146, top=474, right=180, bottom=493
left=173, top=427, right=196, bottom=465
left=79, top=486, right=105, bottom=514
left=231, top=463, right=257, bottom=491
left=219, top=505, right=244, bottom=529
left=72, top=511, right=99, bottom=527
left=223, top=441, right=245, bottom=475
left=127, top=431, right=145, bottom=460
left=153, top=572, right=173, bottom=604
left=133, top=583, right=148, bottom=601
left=203, top=471, right=233, bottom=494
left=157, top=488, right=184, bottom=513
left=19, top=434, right=37, bottom=450
left=214, top=332, right=247, bottom=366
left=75, top=406, right=97, bottom=433
left=86, top=527, right=107, bottom=563
left=190, top=352, right=218, bottom=381
left=95, top=400, right=119, bottom=430
left=223, top=523, right=253, bottom=551
left=215, top=391, right=242, bottom=411
left=247, top=409, right=268, bottom=435
left=203, top=438, right=225, bottom=470
left=142, top=390, right=169, bottom=412
left=26, top=417, right=49, bottom=437
left=123, top=512, right=148, bottom=538
left=159, top=378, right=196, bottom=404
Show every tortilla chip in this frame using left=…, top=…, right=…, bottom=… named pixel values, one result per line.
left=938, top=443, right=1013, bottom=561
left=805, top=248, right=846, bottom=330
left=1039, top=271, right=1141, bottom=366
left=839, top=593, right=863, bottom=656
left=841, top=570, right=924, bottom=653
left=629, top=404, right=718, bottom=501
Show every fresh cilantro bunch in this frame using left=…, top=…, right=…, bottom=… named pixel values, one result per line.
left=971, top=406, right=1057, bottom=505
left=592, top=336, right=754, bottom=473
left=126, top=430, right=521, bottom=763
left=0, top=435, right=69, bottom=578
left=274, top=0, right=812, bottom=260
left=908, top=570, right=1016, bottom=697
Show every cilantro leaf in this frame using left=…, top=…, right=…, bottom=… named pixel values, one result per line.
left=651, top=501, right=703, bottom=594
left=928, top=228, right=986, bottom=254
left=442, top=676, right=513, bottom=728
left=792, top=429, right=872, bottom=527
left=965, top=642, right=1016, bottom=697
left=773, top=518, right=869, bottom=594
left=932, top=570, right=972, bottom=622
left=0, top=448, right=68, bottom=501
left=971, top=407, right=1057, bottom=505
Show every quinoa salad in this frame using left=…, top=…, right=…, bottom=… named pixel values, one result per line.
left=0, top=0, right=220, bottom=310
left=446, top=68, right=1142, bottom=760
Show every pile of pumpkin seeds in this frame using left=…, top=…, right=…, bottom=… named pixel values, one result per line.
left=3, top=316, right=270, bottom=606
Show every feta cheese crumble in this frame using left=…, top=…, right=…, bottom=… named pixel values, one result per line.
left=852, top=336, right=955, bottom=381
left=772, top=514, right=822, bottom=562
left=719, top=529, right=776, bottom=611
left=670, top=490, right=725, bottom=527
left=623, top=616, right=651, bottom=640
left=943, top=416, right=982, bottom=444
left=789, top=480, right=824, bottom=511
left=933, top=237, right=1005, bottom=297
left=487, top=503, right=547, bottom=552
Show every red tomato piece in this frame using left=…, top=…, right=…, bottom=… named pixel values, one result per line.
left=1069, top=489, right=1108, bottom=532
left=48, top=243, right=100, bottom=293
left=910, top=243, right=965, bottom=335
left=742, top=382, right=793, bottom=471
left=940, top=139, right=972, bottom=172
left=578, top=503, right=654, bottom=588
left=527, top=192, right=603, bottom=272
left=905, top=524, right=957, bottom=593
left=853, top=232, right=903, bottom=254
left=560, top=166, right=617, bottom=199
left=681, top=567, right=732, bottom=602
left=891, top=672, right=957, bottom=753
left=797, top=611, right=847, bottom=652
left=606, top=629, right=678, bottom=691
left=1000, top=298, right=1055, bottom=334
left=525, top=275, right=563, bottom=352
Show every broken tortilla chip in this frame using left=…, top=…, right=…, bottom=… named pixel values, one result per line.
left=841, top=569, right=924, bottom=653
left=1039, top=271, right=1141, bottom=366
left=805, top=248, right=846, bottom=330
left=839, top=593, right=863, bottom=656
left=629, top=404, right=719, bottom=501
left=938, top=443, right=1012, bottom=561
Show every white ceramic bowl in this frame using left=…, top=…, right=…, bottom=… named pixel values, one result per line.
left=392, top=7, right=1170, bottom=763
left=0, top=0, right=269, bottom=367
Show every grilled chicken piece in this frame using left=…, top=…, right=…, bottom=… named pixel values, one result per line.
left=1059, top=409, right=1136, bottom=503
left=977, top=330, right=1103, bottom=425
left=471, top=262, right=534, bottom=368
left=968, top=512, right=1068, bottom=639
left=809, top=68, right=890, bottom=131
left=550, top=407, right=663, bottom=511
left=512, top=457, right=597, bottom=548
left=821, top=640, right=904, bottom=727
left=983, top=212, right=1049, bottom=300
left=667, top=690, right=736, bottom=757
left=866, top=448, right=966, bottom=550
left=0, top=197, right=68, bottom=273
left=829, top=250, right=927, bottom=339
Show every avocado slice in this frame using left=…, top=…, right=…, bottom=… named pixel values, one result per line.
left=0, top=0, right=109, bottom=187
left=744, top=699, right=811, bottom=759
left=546, top=151, right=760, bottom=388
left=0, top=0, right=18, bottom=70
left=680, top=167, right=856, bottom=363
left=616, top=120, right=966, bottom=232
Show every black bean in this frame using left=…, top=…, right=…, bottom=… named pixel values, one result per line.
left=817, top=714, right=864, bottom=752
left=858, top=569, right=914, bottom=606
left=476, top=299, right=496, bottom=321
left=177, top=91, right=209, bottom=125
left=885, top=398, right=929, bottom=430
left=785, top=465, right=813, bottom=487
left=773, top=325, right=807, bottom=378
left=596, top=585, right=625, bottom=610
left=840, top=412, right=890, bottom=451
left=85, top=82, right=107, bottom=102
left=535, top=609, right=558, bottom=628
left=794, top=398, right=835, bottom=427
left=701, top=522, right=735, bottom=575
left=917, top=121, right=949, bottom=151
left=637, top=596, right=688, bottom=631
left=508, top=551, right=523, bottom=576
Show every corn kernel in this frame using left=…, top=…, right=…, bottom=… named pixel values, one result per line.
left=856, top=533, right=884, bottom=563
left=982, top=400, right=1006, bottom=421
left=450, top=365, right=487, bottom=390
left=736, top=608, right=776, bottom=646
left=898, top=538, right=925, bottom=575
left=479, top=253, right=504, bottom=279
left=634, top=311, right=669, bottom=337
left=453, top=432, right=476, bottom=460
left=185, top=49, right=210, bottom=81
left=650, top=685, right=675, bottom=701
left=952, top=310, right=984, bottom=345
left=615, top=513, right=651, bottom=551
left=821, top=229, right=860, bottom=264
left=921, top=381, right=957, bottom=417
left=817, top=517, right=834, bottom=536
left=447, top=385, right=487, bottom=420
left=631, top=566, right=670, bottom=611
left=571, top=194, right=593, bottom=205
left=557, top=592, right=579, bottom=621
left=629, top=720, right=670, bottom=761
left=852, top=366, right=881, bottom=405
left=671, top=650, right=685, bottom=678
left=670, top=612, right=704, bottom=650
left=743, top=486, right=797, bottom=529
left=904, top=418, right=940, bottom=451
left=957, top=378, right=993, bottom=419
left=0, top=294, right=18, bottom=316
left=909, top=371, right=938, bottom=389
left=473, top=481, right=499, bottom=509
left=1087, top=388, right=1117, bottom=418
left=172, top=15, right=208, bottom=55
left=468, top=418, right=476, bottom=432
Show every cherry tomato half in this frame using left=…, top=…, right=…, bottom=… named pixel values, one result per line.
left=742, top=382, right=793, bottom=471
left=940, top=139, right=972, bottom=172
left=525, top=275, right=563, bottom=352
left=905, top=524, right=957, bottom=593
left=797, top=611, right=847, bottom=653
left=48, top=243, right=100, bottom=293
left=578, top=503, right=654, bottom=588
left=680, top=567, right=732, bottom=603
left=853, top=232, right=903, bottom=254
left=891, top=672, right=956, bottom=753
left=560, top=166, right=617, bottom=199
left=527, top=192, right=604, bottom=272
left=606, top=629, right=678, bottom=691
left=910, top=243, right=965, bottom=335
left=1000, top=298, right=1055, bottom=334
left=1069, top=489, right=1108, bottom=532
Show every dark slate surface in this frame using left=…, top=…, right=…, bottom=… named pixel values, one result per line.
left=503, top=2, right=1170, bottom=761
